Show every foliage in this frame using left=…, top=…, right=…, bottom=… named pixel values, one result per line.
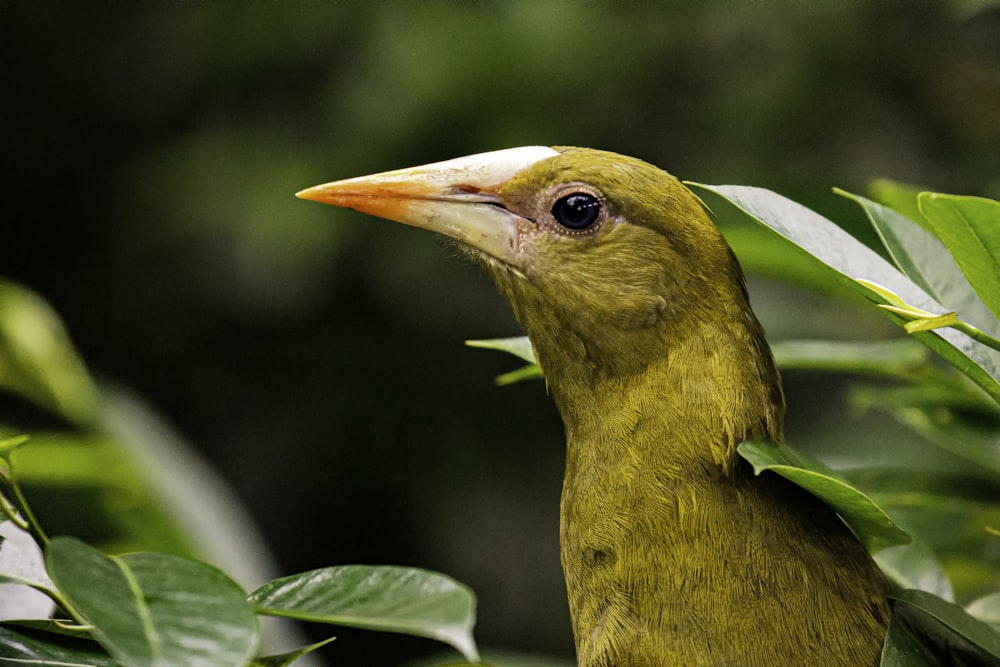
left=5, top=2, right=1000, bottom=662
left=1, top=170, right=998, bottom=667
left=3, top=179, right=1000, bottom=664
left=0, top=303, right=481, bottom=665
left=0, top=491, right=478, bottom=666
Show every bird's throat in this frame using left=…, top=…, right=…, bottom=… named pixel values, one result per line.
left=540, top=301, right=785, bottom=474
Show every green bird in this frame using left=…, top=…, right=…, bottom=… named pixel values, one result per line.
left=297, top=147, right=890, bottom=666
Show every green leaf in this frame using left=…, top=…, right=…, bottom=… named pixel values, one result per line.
left=0, top=435, right=29, bottom=461
left=248, top=636, right=336, bottom=667
left=770, top=339, right=932, bottom=378
left=853, top=385, right=1000, bottom=474
left=249, top=565, right=480, bottom=662
left=775, top=339, right=1000, bottom=419
left=0, top=280, right=100, bottom=425
left=874, top=539, right=954, bottom=601
left=0, top=521, right=57, bottom=620
left=892, top=588, right=1000, bottom=664
left=466, top=337, right=542, bottom=384
left=848, top=468, right=1000, bottom=602
left=691, top=184, right=1000, bottom=403
left=840, top=190, right=942, bottom=294
left=880, top=609, right=939, bottom=666
left=465, top=337, right=537, bottom=364
left=849, top=380, right=999, bottom=418
left=0, top=619, right=95, bottom=638
left=495, top=364, right=544, bottom=386
left=919, top=194, right=1000, bottom=323
left=45, top=537, right=259, bottom=667
left=0, top=624, right=119, bottom=666
left=839, top=190, right=1000, bottom=337
left=738, top=439, right=911, bottom=553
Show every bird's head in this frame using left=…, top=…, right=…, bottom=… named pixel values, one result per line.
left=298, top=146, right=753, bottom=383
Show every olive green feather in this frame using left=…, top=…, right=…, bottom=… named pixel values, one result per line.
left=484, top=148, right=889, bottom=666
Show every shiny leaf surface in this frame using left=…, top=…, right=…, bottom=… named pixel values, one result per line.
left=738, top=439, right=910, bottom=553
left=692, top=183, right=1000, bottom=402
left=46, top=537, right=259, bottom=667
left=918, top=194, right=1000, bottom=323
left=250, top=565, right=479, bottom=662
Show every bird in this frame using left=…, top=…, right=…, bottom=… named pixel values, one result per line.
left=297, top=147, right=891, bottom=666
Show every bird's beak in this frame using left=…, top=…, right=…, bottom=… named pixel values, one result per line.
left=296, top=146, right=559, bottom=267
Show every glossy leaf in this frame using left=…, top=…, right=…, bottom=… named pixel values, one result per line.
left=0, top=625, right=118, bottom=666
left=880, top=610, right=938, bottom=666
left=738, top=439, right=910, bottom=553
left=250, top=565, right=479, bottom=662
left=46, top=537, right=259, bottom=667
left=0, top=521, right=56, bottom=621
left=691, top=184, right=1000, bottom=403
left=466, top=337, right=542, bottom=385
left=465, top=337, right=536, bottom=364
left=919, top=194, right=1000, bottom=322
left=839, top=189, right=999, bottom=337
left=892, top=588, right=1000, bottom=663
left=249, top=636, right=336, bottom=667
left=840, top=190, right=944, bottom=295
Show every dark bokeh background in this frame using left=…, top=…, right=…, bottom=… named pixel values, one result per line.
left=3, top=2, right=999, bottom=664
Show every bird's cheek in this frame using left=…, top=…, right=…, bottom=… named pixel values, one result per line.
left=505, top=228, right=552, bottom=281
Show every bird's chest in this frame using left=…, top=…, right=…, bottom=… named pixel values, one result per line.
left=560, top=435, right=739, bottom=564
left=558, top=447, right=757, bottom=665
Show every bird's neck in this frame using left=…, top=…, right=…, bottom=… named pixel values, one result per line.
left=537, top=307, right=784, bottom=476
left=535, top=310, right=791, bottom=666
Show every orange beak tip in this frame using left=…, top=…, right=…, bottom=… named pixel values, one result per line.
left=295, top=186, right=326, bottom=202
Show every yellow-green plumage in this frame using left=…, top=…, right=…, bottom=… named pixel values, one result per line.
left=297, top=146, right=890, bottom=666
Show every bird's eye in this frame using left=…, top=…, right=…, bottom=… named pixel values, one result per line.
left=552, top=193, right=601, bottom=231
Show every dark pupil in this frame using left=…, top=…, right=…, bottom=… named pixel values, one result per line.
left=553, top=193, right=600, bottom=230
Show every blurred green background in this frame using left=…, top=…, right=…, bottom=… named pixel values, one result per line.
left=2, top=1, right=999, bottom=664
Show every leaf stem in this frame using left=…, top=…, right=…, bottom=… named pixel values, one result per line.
left=877, top=305, right=1000, bottom=352
left=951, top=320, right=1000, bottom=353
left=9, top=477, right=50, bottom=546
left=0, top=452, right=50, bottom=546
left=0, top=482, right=31, bottom=532
left=860, top=277, right=1000, bottom=354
